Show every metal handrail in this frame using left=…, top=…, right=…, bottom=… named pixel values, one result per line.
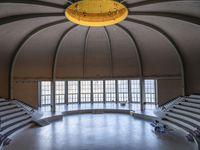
left=15, top=99, right=36, bottom=110
left=10, top=99, right=36, bottom=115
left=154, top=97, right=185, bottom=118
left=159, top=96, right=180, bottom=107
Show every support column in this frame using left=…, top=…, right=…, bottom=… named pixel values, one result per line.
left=103, top=80, right=106, bottom=104
left=65, top=81, right=68, bottom=105
left=38, top=81, right=41, bottom=108
left=51, top=81, right=56, bottom=112
left=91, top=80, right=93, bottom=104
left=128, top=80, right=132, bottom=103
left=155, top=80, right=158, bottom=105
left=115, top=80, right=118, bottom=103
left=140, top=79, right=145, bottom=112
left=78, top=81, right=81, bottom=104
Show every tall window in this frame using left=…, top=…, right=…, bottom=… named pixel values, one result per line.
left=68, top=81, right=78, bottom=103
left=93, top=80, right=104, bottom=102
left=41, top=81, right=51, bottom=105
left=39, top=79, right=157, bottom=105
left=131, top=80, right=140, bottom=102
left=105, top=80, right=116, bottom=102
left=145, top=80, right=156, bottom=103
left=80, top=81, right=91, bottom=102
left=55, top=81, right=65, bottom=104
left=118, top=80, right=128, bottom=102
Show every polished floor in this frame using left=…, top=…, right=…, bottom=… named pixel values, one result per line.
left=4, top=114, right=195, bottom=150
left=39, top=103, right=157, bottom=118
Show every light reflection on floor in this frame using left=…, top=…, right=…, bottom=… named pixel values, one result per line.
left=39, top=103, right=157, bottom=118
left=5, top=114, right=195, bottom=150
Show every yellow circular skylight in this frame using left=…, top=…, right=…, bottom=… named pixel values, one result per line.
left=65, top=0, right=128, bottom=27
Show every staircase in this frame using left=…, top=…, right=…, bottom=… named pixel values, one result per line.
left=0, top=98, right=34, bottom=147
left=156, top=95, right=200, bottom=149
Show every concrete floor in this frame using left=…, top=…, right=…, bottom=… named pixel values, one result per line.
left=4, top=114, right=196, bottom=150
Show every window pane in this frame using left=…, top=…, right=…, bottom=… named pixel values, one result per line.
left=41, top=81, right=51, bottom=105
left=144, top=80, right=156, bottom=103
left=55, top=81, right=65, bottom=104
left=68, top=81, right=78, bottom=103
left=93, top=80, right=103, bottom=102
left=131, top=80, right=140, bottom=102
left=80, top=81, right=91, bottom=102
left=105, top=80, right=116, bottom=102
left=118, top=80, right=128, bottom=102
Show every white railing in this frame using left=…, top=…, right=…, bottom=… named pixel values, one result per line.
left=10, top=100, right=35, bottom=116
left=154, top=97, right=185, bottom=117
left=162, top=97, right=185, bottom=111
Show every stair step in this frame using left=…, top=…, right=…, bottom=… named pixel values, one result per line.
left=185, top=98, right=200, bottom=104
left=1, top=111, right=27, bottom=121
left=0, top=102, right=10, bottom=107
left=170, top=108, right=200, bottom=121
left=0, top=117, right=32, bottom=131
left=179, top=102, right=200, bottom=109
left=7, top=123, right=33, bottom=138
left=3, top=120, right=32, bottom=136
left=0, top=98, right=6, bottom=102
left=165, top=112, right=200, bottom=127
left=174, top=105, right=200, bottom=114
left=189, top=95, right=200, bottom=100
left=1, top=115, right=31, bottom=128
left=0, top=108, right=22, bottom=116
left=0, top=105, right=17, bottom=111
left=162, top=118, right=194, bottom=137
left=163, top=116, right=197, bottom=131
left=160, top=119, right=189, bottom=135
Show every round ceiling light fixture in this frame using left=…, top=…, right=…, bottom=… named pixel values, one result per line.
left=65, top=0, right=128, bottom=27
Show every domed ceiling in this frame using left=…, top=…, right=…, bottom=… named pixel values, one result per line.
left=0, top=0, right=200, bottom=95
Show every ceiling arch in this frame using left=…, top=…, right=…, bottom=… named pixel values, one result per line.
left=53, top=24, right=78, bottom=81
left=125, top=17, right=186, bottom=94
left=105, top=25, right=140, bottom=77
left=10, top=19, right=69, bottom=97
left=55, top=26, right=89, bottom=79
left=104, top=27, right=114, bottom=77
left=116, top=24, right=143, bottom=79
left=83, top=27, right=90, bottom=78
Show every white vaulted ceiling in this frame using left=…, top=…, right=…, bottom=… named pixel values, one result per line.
left=0, top=0, right=200, bottom=93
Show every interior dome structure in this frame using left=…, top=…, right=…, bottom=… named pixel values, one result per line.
left=0, top=0, right=200, bottom=104
left=0, top=0, right=200, bottom=150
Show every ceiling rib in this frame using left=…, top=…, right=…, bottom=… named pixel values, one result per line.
left=0, top=13, right=64, bottom=26
left=9, top=19, right=68, bottom=98
left=0, top=0, right=65, bottom=9
left=104, top=27, right=114, bottom=78
left=126, top=0, right=190, bottom=8
left=129, top=11, right=200, bottom=26
left=52, top=24, right=78, bottom=81
left=125, top=17, right=186, bottom=95
left=83, top=27, right=90, bottom=78
left=115, top=24, right=143, bottom=78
